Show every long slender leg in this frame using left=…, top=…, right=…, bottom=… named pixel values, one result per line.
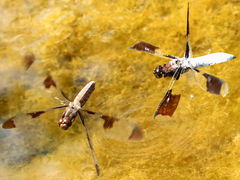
left=77, top=111, right=100, bottom=176
left=27, top=105, right=68, bottom=118
left=2, top=105, right=68, bottom=129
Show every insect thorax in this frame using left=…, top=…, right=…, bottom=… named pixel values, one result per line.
left=153, top=59, right=191, bottom=78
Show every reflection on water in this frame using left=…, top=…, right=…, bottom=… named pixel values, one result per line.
left=0, top=0, right=240, bottom=179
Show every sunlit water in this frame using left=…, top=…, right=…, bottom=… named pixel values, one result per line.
left=0, top=0, right=240, bottom=179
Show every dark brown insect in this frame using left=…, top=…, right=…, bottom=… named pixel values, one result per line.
left=2, top=81, right=143, bottom=176
left=130, top=3, right=236, bottom=117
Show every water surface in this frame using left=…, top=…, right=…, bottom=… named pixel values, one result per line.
left=0, top=0, right=240, bottom=179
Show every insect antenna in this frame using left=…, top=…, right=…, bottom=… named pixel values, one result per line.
left=77, top=111, right=100, bottom=176
left=59, top=90, right=71, bottom=102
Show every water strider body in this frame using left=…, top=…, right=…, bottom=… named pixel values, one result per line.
left=58, top=81, right=96, bottom=130
left=130, top=3, right=236, bottom=117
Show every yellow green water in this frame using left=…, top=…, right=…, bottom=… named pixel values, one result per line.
left=0, top=0, right=240, bottom=179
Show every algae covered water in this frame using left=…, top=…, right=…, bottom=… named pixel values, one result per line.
left=0, top=0, right=240, bottom=179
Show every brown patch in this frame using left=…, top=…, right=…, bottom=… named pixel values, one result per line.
left=128, top=126, right=144, bottom=141
left=43, top=74, right=57, bottom=89
left=27, top=111, right=45, bottom=118
left=23, top=54, right=35, bottom=70
left=58, top=54, right=72, bottom=62
left=95, top=164, right=100, bottom=176
left=203, top=73, right=223, bottom=95
left=154, top=89, right=181, bottom=117
left=100, top=115, right=118, bottom=129
left=130, top=41, right=159, bottom=54
left=2, top=117, right=16, bottom=129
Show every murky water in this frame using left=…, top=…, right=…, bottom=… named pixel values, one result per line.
left=0, top=0, right=240, bottom=179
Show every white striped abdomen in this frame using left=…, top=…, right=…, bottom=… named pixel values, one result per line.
left=190, top=52, right=236, bottom=68
left=73, top=81, right=96, bottom=107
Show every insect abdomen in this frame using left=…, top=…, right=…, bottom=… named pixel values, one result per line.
left=73, top=81, right=96, bottom=107
left=190, top=53, right=236, bottom=68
